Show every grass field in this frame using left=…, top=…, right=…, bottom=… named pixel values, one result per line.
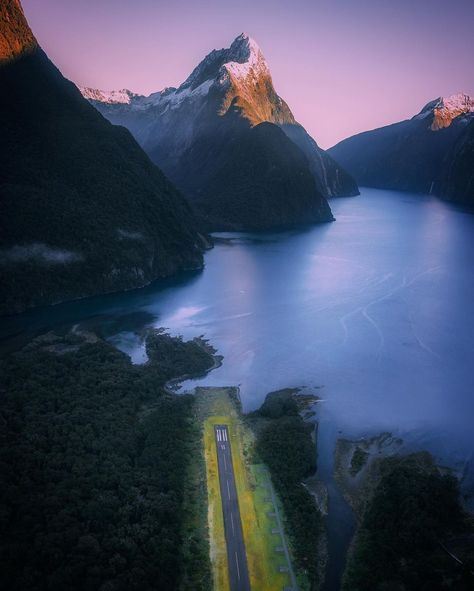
left=197, top=387, right=294, bottom=591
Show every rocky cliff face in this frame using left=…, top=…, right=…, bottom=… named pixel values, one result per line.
left=0, top=0, right=37, bottom=63
left=328, top=94, right=474, bottom=201
left=81, top=34, right=358, bottom=230
left=0, top=0, right=206, bottom=314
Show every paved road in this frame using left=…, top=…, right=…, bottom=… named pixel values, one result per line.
left=214, top=425, right=251, bottom=591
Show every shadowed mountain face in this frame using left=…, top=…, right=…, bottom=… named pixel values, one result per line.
left=440, top=118, right=474, bottom=206
left=328, top=94, right=474, bottom=205
left=0, top=0, right=206, bottom=315
left=81, top=34, right=358, bottom=230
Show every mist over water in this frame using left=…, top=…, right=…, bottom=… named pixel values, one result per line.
left=3, top=188, right=474, bottom=481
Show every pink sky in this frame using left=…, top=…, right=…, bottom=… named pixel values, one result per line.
left=23, top=0, right=474, bottom=148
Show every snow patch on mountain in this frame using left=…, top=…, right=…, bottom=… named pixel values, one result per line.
left=415, top=93, right=474, bottom=130
left=79, top=87, right=137, bottom=104
left=79, top=33, right=268, bottom=109
left=79, top=78, right=214, bottom=112
left=221, top=33, right=269, bottom=82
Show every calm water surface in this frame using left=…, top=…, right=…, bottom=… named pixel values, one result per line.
left=2, top=188, right=474, bottom=588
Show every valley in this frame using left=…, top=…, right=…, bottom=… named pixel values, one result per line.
left=2, top=188, right=474, bottom=589
left=2, top=1, right=474, bottom=589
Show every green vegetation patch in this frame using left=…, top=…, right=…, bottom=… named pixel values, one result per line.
left=0, top=329, right=214, bottom=591
left=146, top=330, right=215, bottom=380
left=249, top=389, right=324, bottom=589
left=349, top=446, right=369, bottom=477
left=343, top=453, right=474, bottom=591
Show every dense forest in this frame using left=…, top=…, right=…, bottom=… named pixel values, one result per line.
left=251, top=390, right=324, bottom=588
left=343, top=453, right=474, bottom=591
left=0, top=330, right=214, bottom=591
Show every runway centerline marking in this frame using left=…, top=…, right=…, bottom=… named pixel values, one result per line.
left=235, top=552, right=241, bottom=581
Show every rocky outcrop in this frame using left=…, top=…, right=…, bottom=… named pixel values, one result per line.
left=0, top=0, right=37, bottom=63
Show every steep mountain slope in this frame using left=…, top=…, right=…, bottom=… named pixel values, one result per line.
left=0, top=0, right=206, bottom=315
left=328, top=94, right=474, bottom=201
left=81, top=34, right=358, bottom=230
left=440, top=118, right=474, bottom=206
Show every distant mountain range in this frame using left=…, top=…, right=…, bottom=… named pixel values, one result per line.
left=0, top=0, right=207, bottom=315
left=328, top=93, right=474, bottom=206
left=81, top=34, right=359, bottom=230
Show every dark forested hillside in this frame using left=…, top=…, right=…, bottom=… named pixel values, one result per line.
left=328, top=116, right=468, bottom=195
left=0, top=330, right=214, bottom=591
left=343, top=454, right=474, bottom=591
left=0, top=0, right=206, bottom=315
left=190, top=120, right=334, bottom=230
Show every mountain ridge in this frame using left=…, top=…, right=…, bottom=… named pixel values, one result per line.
left=328, top=93, right=474, bottom=203
left=81, top=33, right=358, bottom=230
left=414, top=93, right=474, bottom=130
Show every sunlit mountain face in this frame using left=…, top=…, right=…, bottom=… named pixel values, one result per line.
left=80, top=33, right=358, bottom=231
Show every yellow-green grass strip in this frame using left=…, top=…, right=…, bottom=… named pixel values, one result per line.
left=201, top=386, right=292, bottom=590
left=204, top=415, right=230, bottom=591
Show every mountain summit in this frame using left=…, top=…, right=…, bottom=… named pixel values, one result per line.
left=82, top=34, right=358, bottom=230
left=415, top=93, right=474, bottom=130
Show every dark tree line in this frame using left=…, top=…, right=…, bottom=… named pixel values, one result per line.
left=252, top=390, right=323, bottom=589
left=343, top=454, right=474, bottom=591
left=0, top=332, right=214, bottom=591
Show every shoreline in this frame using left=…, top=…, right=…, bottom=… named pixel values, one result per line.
left=161, top=335, right=223, bottom=395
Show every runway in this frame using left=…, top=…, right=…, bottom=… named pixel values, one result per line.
left=214, top=424, right=251, bottom=591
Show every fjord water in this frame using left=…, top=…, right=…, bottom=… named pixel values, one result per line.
left=2, top=188, right=474, bottom=587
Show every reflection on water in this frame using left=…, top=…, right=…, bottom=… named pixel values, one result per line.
left=2, top=188, right=474, bottom=586
left=2, top=188, right=473, bottom=470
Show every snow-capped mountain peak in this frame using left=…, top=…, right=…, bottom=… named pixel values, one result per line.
left=78, top=33, right=271, bottom=113
left=221, top=32, right=269, bottom=82
left=177, top=32, right=269, bottom=93
left=79, top=33, right=292, bottom=129
left=226, top=33, right=264, bottom=66
left=416, top=92, right=474, bottom=130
